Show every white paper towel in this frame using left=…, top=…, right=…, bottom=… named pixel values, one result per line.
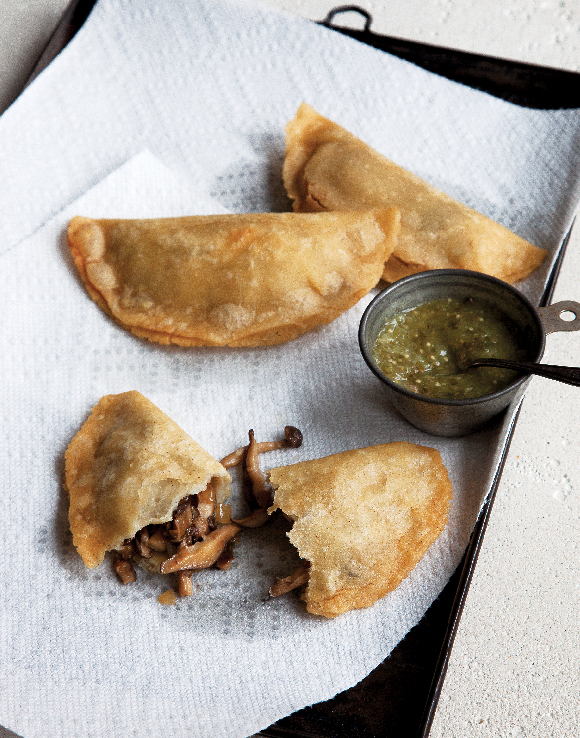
left=1, top=0, right=580, bottom=259
left=2, top=1, right=580, bottom=736
left=0, top=147, right=511, bottom=738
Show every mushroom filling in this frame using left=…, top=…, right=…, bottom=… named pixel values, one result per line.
left=222, top=426, right=303, bottom=524
left=112, top=482, right=239, bottom=596
left=269, top=561, right=310, bottom=598
left=220, top=425, right=303, bottom=470
left=112, top=426, right=304, bottom=600
left=221, top=426, right=311, bottom=600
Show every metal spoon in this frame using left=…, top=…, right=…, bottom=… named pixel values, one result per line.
left=467, top=358, right=580, bottom=386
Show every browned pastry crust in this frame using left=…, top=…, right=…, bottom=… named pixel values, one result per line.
left=268, top=442, right=453, bottom=618
left=283, top=103, right=547, bottom=284
left=67, top=208, right=400, bottom=347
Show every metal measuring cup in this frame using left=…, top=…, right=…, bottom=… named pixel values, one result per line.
left=359, top=269, right=580, bottom=437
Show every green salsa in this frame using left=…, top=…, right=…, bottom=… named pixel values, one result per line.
left=371, top=296, right=527, bottom=400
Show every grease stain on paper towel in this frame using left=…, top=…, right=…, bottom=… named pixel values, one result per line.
left=53, top=511, right=318, bottom=641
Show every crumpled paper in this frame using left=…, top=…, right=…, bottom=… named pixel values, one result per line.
left=2, top=1, right=580, bottom=737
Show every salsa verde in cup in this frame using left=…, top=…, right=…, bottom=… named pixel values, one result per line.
left=371, top=296, right=527, bottom=400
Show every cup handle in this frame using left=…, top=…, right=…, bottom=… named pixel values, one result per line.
left=538, top=301, right=580, bottom=334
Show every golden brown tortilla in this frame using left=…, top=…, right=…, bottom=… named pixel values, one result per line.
left=283, top=103, right=547, bottom=284
left=65, top=391, right=231, bottom=569
left=268, top=442, right=452, bottom=618
left=68, top=208, right=400, bottom=347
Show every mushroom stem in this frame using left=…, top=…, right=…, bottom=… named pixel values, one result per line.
left=269, top=561, right=310, bottom=598
left=231, top=507, right=270, bottom=528
left=177, top=570, right=193, bottom=597
left=246, top=430, right=273, bottom=509
left=160, top=524, right=240, bottom=573
left=219, top=426, right=303, bottom=468
left=219, top=446, right=247, bottom=469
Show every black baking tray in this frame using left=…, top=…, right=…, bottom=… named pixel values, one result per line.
left=21, top=3, right=579, bottom=738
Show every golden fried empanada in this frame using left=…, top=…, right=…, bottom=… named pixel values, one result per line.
left=268, top=442, right=452, bottom=618
left=68, top=208, right=400, bottom=347
left=65, top=391, right=232, bottom=570
left=283, top=103, right=547, bottom=284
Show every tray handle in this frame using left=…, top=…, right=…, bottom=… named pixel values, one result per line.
left=321, top=5, right=373, bottom=32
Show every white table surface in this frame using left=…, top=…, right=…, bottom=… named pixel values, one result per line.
left=2, top=2, right=579, bottom=737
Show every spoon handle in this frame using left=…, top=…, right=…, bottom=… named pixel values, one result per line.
left=469, top=358, right=580, bottom=386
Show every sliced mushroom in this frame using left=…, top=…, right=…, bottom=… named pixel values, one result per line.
left=246, top=430, right=274, bottom=509
left=189, top=513, right=212, bottom=541
left=220, top=426, right=303, bottom=468
left=134, top=527, right=152, bottom=558
left=167, top=496, right=194, bottom=540
left=197, top=480, right=216, bottom=520
left=177, top=570, right=193, bottom=597
left=219, top=445, right=247, bottom=469
left=231, top=507, right=270, bottom=528
left=148, top=529, right=168, bottom=552
left=215, top=542, right=235, bottom=570
left=160, top=524, right=241, bottom=574
left=215, top=503, right=232, bottom=525
left=113, top=556, right=137, bottom=584
left=268, top=561, right=310, bottom=598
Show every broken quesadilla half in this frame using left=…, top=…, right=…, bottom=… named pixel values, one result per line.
left=64, top=391, right=236, bottom=597
left=268, top=442, right=453, bottom=618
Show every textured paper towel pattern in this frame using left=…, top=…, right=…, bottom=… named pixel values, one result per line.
left=1, top=0, right=580, bottom=259
left=0, top=152, right=509, bottom=738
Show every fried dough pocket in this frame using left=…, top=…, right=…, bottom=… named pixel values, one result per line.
left=268, top=442, right=453, bottom=618
left=283, top=103, right=547, bottom=284
left=68, top=209, right=400, bottom=347
left=65, top=397, right=452, bottom=613
left=64, top=391, right=233, bottom=583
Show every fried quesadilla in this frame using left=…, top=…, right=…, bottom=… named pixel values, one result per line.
left=268, top=442, right=453, bottom=618
left=68, top=208, right=400, bottom=347
left=65, top=391, right=236, bottom=595
left=283, top=103, right=547, bottom=284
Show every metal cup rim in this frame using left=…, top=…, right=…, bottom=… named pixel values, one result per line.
left=358, top=269, right=546, bottom=408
